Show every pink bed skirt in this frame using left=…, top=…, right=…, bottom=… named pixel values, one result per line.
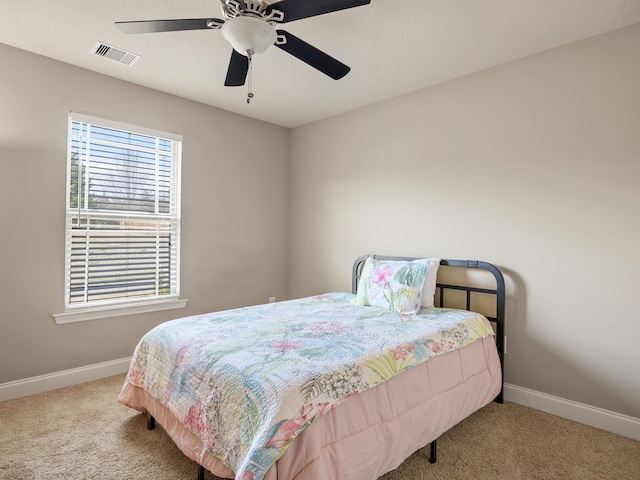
left=119, top=335, right=501, bottom=480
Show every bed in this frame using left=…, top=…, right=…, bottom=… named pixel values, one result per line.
left=119, top=255, right=506, bottom=480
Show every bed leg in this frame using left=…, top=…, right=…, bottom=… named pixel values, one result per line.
left=429, top=439, right=437, bottom=464
left=197, top=464, right=205, bottom=480
left=147, top=413, right=156, bottom=430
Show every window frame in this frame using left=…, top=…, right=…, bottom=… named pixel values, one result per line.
left=53, top=112, right=187, bottom=324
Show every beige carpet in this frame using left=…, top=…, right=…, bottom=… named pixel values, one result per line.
left=1, top=374, right=638, bottom=480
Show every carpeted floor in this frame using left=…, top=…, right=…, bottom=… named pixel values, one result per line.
left=1, top=374, right=638, bottom=479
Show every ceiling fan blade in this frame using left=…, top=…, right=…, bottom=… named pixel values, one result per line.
left=275, top=30, right=350, bottom=80
left=115, top=18, right=224, bottom=34
left=266, top=0, right=370, bottom=23
left=224, top=50, right=249, bottom=86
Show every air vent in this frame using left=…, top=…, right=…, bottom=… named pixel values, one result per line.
left=91, top=42, right=140, bottom=66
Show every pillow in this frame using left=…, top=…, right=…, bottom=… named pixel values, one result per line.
left=353, top=257, right=429, bottom=314
left=421, top=258, right=441, bottom=308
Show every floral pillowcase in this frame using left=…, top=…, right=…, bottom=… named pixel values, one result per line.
left=353, top=257, right=431, bottom=314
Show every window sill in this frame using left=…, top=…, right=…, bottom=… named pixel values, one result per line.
left=52, top=298, right=189, bottom=324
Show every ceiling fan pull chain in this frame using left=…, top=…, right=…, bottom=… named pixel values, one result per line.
left=247, top=50, right=254, bottom=104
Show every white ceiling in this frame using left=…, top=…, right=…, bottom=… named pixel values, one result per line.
left=2, top=0, right=640, bottom=128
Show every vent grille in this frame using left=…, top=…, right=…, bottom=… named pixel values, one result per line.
left=91, top=42, right=140, bottom=66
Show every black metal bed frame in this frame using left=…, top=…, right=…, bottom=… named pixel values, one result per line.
left=150, top=255, right=506, bottom=479
left=352, top=254, right=506, bottom=465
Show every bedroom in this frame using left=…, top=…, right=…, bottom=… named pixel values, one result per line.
left=1, top=0, right=639, bottom=478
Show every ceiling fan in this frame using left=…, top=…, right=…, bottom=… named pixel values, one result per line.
left=116, top=0, right=371, bottom=96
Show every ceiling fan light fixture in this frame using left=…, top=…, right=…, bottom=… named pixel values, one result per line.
left=221, top=16, right=276, bottom=56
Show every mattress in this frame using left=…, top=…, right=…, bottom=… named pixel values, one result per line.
left=120, top=336, right=500, bottom=479
left=119, top=292, right=501, bottom=480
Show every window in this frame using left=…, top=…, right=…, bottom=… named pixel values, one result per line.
left=54, top=113, right=186, bottom=324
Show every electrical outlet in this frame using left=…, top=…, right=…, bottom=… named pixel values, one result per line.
left=269, top=297, right=276, bottom=303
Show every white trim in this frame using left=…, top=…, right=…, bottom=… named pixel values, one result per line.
left=504, top=383, right=640, bottom=440
left=0, top=357, right=131, bottom=402
left=3, top=366, right=638, bottom=442
left=53, top=298, right=188, bottom=324
left=70, top=112, right=182, bottom=141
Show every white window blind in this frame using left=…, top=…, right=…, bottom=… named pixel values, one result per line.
left=63, top=113, right=182, bottom=313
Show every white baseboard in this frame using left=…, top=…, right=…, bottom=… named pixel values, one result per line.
left=504, top=383, right=640, bottom=441
left=2, top=364, right=639, bottom=441
left=0, top=357, right=131, bottom=402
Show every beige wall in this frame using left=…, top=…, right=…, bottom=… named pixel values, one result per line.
left=288, top=24, right=640, bottom=418
left=0, top=43, right=290, bottom=383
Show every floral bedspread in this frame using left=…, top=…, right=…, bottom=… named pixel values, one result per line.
left=124, top=292, right=495, bottom=480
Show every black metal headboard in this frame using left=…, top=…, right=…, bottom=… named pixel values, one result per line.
left=352, top=254, right=506, bottom=403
